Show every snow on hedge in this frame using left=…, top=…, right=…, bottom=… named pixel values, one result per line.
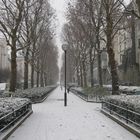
left=0, top=86, right=56, bottom=102
left=104, top=95, right=140, bottom=113
left=0, top=98, right=29, bottom=118
left=71, top=86, right=111, bottom=102
left=72, top=86, right=110, bottom=96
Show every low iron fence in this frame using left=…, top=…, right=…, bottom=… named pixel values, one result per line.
left=31, top=86, right=57, bottom=103
left=70, top=89, right=103, bottom=102
left=0, top=102, right=32, bottom=133
left=102, top=101, right=140, bottom=128
left=70, top=89, right=88, bottom=101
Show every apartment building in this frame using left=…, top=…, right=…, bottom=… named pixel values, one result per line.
left=93, top=1, right=140, bottom=85
left=114, top=2, right=140, bottom=85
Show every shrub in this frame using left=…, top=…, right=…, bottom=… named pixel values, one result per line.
left=83, top=86, right=110, bottom=96
left=0, top=86, right=56, bottom=102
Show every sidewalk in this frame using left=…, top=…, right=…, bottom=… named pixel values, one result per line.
left=8, top=87, right=140, bottom=140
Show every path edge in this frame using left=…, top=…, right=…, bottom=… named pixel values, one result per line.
left=1, top=110, right=33, bottom=140
left=101, top=109, right=140, bottom=139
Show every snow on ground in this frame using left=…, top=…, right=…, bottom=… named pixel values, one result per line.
left=8, top=87, right=140, bottom=140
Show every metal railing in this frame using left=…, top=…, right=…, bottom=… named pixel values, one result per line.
left=102, top=101, right=140, bottom=128
left=70, top=89, right=88, bottom=100
left=70, top=89, right=104, bottom=102
left=30, top=86, right=57, bottom=103
left=0, top=102, right=32, bottom=133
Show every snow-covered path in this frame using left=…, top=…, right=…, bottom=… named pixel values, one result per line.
left=8, top=87, right=139, bottom=140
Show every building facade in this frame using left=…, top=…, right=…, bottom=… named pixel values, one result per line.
left=0, top=38, right=10, bottom=70
left=93, top=1, right=140, bottom=86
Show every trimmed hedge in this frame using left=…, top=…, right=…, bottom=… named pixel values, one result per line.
left=0, top=98, right=29, bottom=118
left=103, top=95, right=140, bottom=125
left=71, top=86, right=111, bottom=102
left=104, top=95, right=140, bottom=114
left=0, top=86, right=56, bottom=103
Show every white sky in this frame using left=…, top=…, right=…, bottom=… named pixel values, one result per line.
left=50, top=0, right=131, bottom=69
left=50, top=0, right=68, bottom=69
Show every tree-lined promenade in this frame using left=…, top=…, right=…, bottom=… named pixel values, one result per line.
left=1, top=0, right=140, bottom=94
left=1, top=0, right=140, bottom=140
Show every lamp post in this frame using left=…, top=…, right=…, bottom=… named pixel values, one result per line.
left=62, top=44, right=68, bottom=106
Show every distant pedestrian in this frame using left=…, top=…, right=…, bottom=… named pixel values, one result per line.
left=60, top=85, right=63, bottom=90
left=67, top=87, right=70, bottom=93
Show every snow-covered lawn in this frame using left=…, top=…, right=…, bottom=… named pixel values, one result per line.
left=0, top=98, right=29, bottom=118
left=7, top=87, right=139, bottom=140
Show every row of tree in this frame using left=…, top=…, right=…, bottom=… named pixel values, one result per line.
left=61, top=0, right=140, bottom=95
left=0, top=0, right=59, bottom=91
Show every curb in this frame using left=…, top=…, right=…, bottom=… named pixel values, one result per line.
left=101, top=109, right=140, bottom=139
left=0, top=110, right=33, bottom=140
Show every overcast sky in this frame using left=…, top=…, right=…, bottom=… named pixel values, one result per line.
left=50, top=0, right=131, bottom=68
left=50, top=0, right=68, bottom=68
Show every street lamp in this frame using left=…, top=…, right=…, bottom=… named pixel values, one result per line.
left=62, top=44, right=68, bottom=106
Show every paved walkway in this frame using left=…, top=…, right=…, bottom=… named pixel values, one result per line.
left=8, top=87, right=140, bottom=140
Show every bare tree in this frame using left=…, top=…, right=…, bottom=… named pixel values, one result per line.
left=80, top=0, right=103, bottom=86
left=62, top=20, right=89, bottom=87
left=102, top=0, right=125, bottom=94
left=63, top=0, right=100, bottom=87
left=0, top=0, right=26, bottom=91
left=23, top=0, right=55, bottom=88
left=136, top=0, right=140, bottom=14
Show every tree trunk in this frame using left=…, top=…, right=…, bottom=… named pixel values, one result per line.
left=9, top=47, right=17, bottom=92
left=97, top=52, right=103, bottom=86
left=24, top=49, right=29, bottom=89
left=31, top=62, right=34, bottom=88
left=40, top=64, right=44, bottom=87
left=76, top=67, right=80, bottom=85
left=107, top=47, right=119, bottom=95
left=136, top=0, right=140, bottom=14
left=89, top=48, right=94, bottom=87
left=80, top=62, right=83, bottom=87
left=36, top=59, right=40, bottom=87
left=40, top=72, right=43, bottom=87
left=82, top=61, right=87, bottom=87
left=97, top=37, right=103, bottom=87
left=31, top=44, right=35, bottom=88
left=36, top=71, right=40, bottom=87
left=131, top=14, right=136, bottom=65
left=106, top=14, right=119, bottom=95
left=44, top=73, right=47, bottom=86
